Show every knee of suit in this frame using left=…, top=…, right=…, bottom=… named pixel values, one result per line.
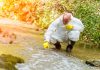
left=49, top=37, right=57, bottom=44
left=68, top=31, right=80, bottom=41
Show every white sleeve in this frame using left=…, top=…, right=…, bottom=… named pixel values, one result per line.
left=44, top=18, right=60, bottom=42
left=73, top=19, right=84, bottom=32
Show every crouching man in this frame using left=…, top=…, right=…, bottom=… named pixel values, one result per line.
left=43, top=12, right=84, bottom=53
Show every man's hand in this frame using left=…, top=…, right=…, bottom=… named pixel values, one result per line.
left=65, top=24, right=74, bottom=30
left=43, top=41, right=50, bottom=49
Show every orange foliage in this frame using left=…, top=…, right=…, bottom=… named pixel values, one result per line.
left=1, top=0, right=44, bottom=24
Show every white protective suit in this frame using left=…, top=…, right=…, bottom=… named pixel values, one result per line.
left=44, top=15, right=84, bottom=44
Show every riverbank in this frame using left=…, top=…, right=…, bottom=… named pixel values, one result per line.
left=0, top=43, right=99, bottom=61
left=72, top=46, right=100, bottom=60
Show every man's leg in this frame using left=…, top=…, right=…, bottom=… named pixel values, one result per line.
left=66, top=40, right=75, bottom=52
left=66, top=31, right=80, bottom=52
left=54, top=41, right=61, bottom=50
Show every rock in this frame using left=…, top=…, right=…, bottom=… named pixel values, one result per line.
left=85, top=60, right=100, bottom=67
left=0, top=54, right=24, bottom=70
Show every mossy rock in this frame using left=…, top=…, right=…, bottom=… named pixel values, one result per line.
left=0, top=54, right=24, bottom=70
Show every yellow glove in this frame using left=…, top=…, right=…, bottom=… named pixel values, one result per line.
left=43, top=41, right=49, bottom=49
left=65, top=24, right=74, bottom=30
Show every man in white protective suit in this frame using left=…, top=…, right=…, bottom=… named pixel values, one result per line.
left=43, top=12, right=84, bottom=52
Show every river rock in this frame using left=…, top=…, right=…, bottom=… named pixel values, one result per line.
left=85, top=60, right=100, bottom=67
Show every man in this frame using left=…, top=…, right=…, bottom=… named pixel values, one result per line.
left=43, top=12, right=84, bottom=52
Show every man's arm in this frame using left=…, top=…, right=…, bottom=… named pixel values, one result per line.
left=44, top=23, right=57, bottom=42
left=44, top=17, right=61, bottom=42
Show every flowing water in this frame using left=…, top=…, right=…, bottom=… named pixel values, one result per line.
left=15, top=47, right=98, bottom=70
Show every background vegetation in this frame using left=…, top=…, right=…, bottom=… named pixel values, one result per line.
left=0, top=0, right=100, bottom=48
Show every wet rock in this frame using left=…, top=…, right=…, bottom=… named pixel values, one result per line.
left=0, top=54, right=24, bottom=70
left=85, top=60, right=100, bottom=67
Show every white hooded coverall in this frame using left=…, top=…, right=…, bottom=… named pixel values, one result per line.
left=44, top=15, right=84, bottom=44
